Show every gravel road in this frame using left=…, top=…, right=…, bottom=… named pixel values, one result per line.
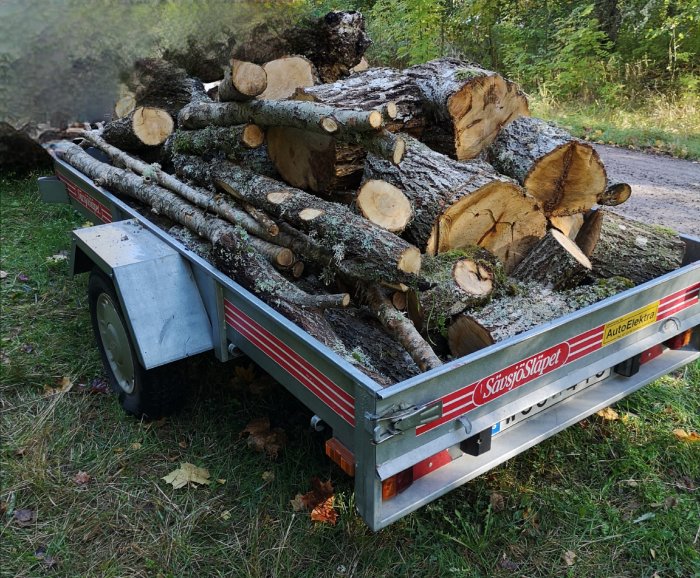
left=594, top=145, right=700, bottom=236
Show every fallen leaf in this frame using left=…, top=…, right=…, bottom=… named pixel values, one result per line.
left=17, top=273, right=29, bottom=282
left=130, top=442, right=142, bottom=450
left=73, top=471, right=91, bottom=485
left=113, top=447, right=125, bottom=454
left=220, top=510, right=231, bottom=521
left=310, top=496, right=338, bottom=525
left=14, top=447, right=26, bottom=458
left=663, top=496, right=678, bottom=510
left=673, top=428, right=700, bottom=442
left=14, top=508, right=35, bottom=527
left=162, top=462, right=211, bottom=489
left=0, top=270, right=7, bottom=279
left=34, top=545, right=58, bottom=569
left=291, top=478, right=337, bottom=524
left=490, top=492, right=505, bottom=513
left=597, top=407, right=619, bottom=421
left=43, top=376, right=74, bottom=397
left=0, top=501, right=7, bottom=516
left=178, top=440, right=188, bottom=449
left=240, top=417, right=286, bottom=459
left=234, top=363, right=257, bottom=383
left=262, top=471, right=275, bottom=483
left=217, top=478, right=226, bottom=484
left=633, top=512, right=655, bottom=524
left=20, top=343, right=34, bottom=354
left=650, top=548, right=656, bottom=559
left=562, top=550, right=576, bottom=566
left=499, top=555, right=519, bottom=571
left=46, top=253, right=68, bottom=264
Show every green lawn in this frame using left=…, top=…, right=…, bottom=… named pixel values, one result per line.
left=1, top=173, right=699, bottom=577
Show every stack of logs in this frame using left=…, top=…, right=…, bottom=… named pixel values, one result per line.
left=55, top=11, right=686, bottom=386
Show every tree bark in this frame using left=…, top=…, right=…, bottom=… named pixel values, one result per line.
left=218, top=60, right=267, bottom=102
left=406, top=249, right=497, bottom=336
left=488, top=116, right=607, bottom=217
left=511, top=229, right=592, bottom=290
left=363, top=135, right=546, bottom=271
left=406, top=58, right=529, bottom=160
left=166, top=124, right=264, bottom=159
left=178, top=98, right=382, bottom=136
left=102, top=107, right=174, bottom=153
left=448, top=278, right=634, bottom=358
left=364, top=285, right=442, bottom=372
left=575, top=210, right=686, bottom=284
left=172, top=154, right=422, bottom=284
left=293, top=67, right=425, bottom=136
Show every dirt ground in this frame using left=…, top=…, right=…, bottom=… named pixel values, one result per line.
left=594, top=144, right=700, bottom=236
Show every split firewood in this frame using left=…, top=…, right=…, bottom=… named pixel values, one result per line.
left=172, top=155, right=422, bottom=284
left=364, top=285, right=442, bottom=372
left=219, top=60, right=268, bottom=102
left=512, top=229, right=592, bottom=290
left=448, top=277, right=634, bottom=358
left=102, top=107, right=175, bottom=153
left=259, top=56, right=318, bottom=100
left=362, top=135, right=546, bottom=271
left=549, top=214, right=585, bottom=240
left=178, top=99, right=383, bottom=136
left=165, top=124, right=264, bottom=159
left=406, top=58, right=529, bottom=160
left=598, top=182, right=632, bottom=206
left=0, top=122, right=52, bottom=174
left=575, top=210, right=685, bottom=284
left=407, top=249, right=499, bottom=338
left=233, top=11, right=371, bottom=83
left=292, top=67, right=425, bottom=135
left=266, top=127, right=404, bottom=193
left=488, top=116, right=607, bottom=217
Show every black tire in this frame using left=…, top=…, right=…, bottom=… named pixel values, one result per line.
left=87, top=268, right=188, bottom=418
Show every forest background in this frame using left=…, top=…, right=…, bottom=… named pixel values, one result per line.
left=0, top=0, right=698, bottom=157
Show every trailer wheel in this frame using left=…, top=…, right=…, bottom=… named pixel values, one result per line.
left=88, top=269, right=187, bottom=418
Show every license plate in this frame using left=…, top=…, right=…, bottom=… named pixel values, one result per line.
left=491, top=368, right=611, bottom=436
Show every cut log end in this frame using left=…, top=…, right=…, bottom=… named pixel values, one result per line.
left=132, top=107, right=174, bottom=146
left=453, top=259, right=493, bottom=296
left=393, top=137, right=406, bottom=165
left=448, top=315, right=495, bottom=358
left=220, top=60, right=268, bottom=101
left=449, top=74, right=529, bottom=160
left=426, top=182, right=546, bottom=272
left=550, top=213, right=584, bottom=240
left=385, top=102, right=398, bottom=120
left=392, top=291, right=407, bottom=310
left=299, top=208, right=325, bottom=221
left=242, top=124, right=265, bottom=148
left=398, top=247, right=422, bottom=275
left=259, top=56, right=317, bottom=101
left=524, top=142, right=606, bottom=216
left=320, top=117, right=339, bottom=134
left=267, top=191, right=291, bottom=204
left=356, top=179, right=412, bottom=233
left=367, top=110, right=383, bottom=129
left=598, top=182, right=632, bottom=206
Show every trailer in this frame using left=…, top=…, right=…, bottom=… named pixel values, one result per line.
left=39, top=148, right=700, bottom=531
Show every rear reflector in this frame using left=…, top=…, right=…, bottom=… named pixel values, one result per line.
left=325, top=438, right=355, bottom=477
left=665, top=329, right=693, bottom=350
left=382, top=468, right=413, bottom=501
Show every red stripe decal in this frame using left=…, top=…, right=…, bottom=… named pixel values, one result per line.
left=57, top=173, right=112, bottom=223
left=417, top=282, right=699, bottom=435
left=224, top=300, right=355, bottom=425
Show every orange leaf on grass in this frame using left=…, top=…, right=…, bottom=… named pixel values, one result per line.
left=673, top=428, right=700, bottom=442
left=291, top=477, right=338, bottom=525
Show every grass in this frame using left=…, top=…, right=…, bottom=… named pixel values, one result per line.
left=1, top=172, right=699, bottom=577
left=532, top=91, right=700, bottom=160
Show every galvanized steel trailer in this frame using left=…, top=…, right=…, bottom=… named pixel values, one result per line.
left=40, top=150, right=700, bottom=531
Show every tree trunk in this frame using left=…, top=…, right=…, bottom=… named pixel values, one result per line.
left=364, top=285, right=442, bottom=372
left=172, top=154, right=422, bottom=284
left=258, top=56, right=318, bottom=100
left=0, top=122, right=52, bottom=174
left=363, top=135, right=546, bottom=271
left=178, top=99, right=383, bottom=136
left=512, top=229, right=592, bottom=290
left=218, top=60, right=268, bottom=102
left=293, top=67, right=425, bottom=136
left=488, top=116, right=607, bottom=217
left=406, top=249, right=498, bottom=336
left=166, top=124, right=264, bottom=159
left=575, top=210, right=685, bottom=284
left=406, top=58, right=529, bottom=160
left=102, top=107, right=174, bottom=152
left=448, top=278, right=634, bottom=358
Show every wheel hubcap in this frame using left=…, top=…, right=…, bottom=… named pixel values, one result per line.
left=96, top=293, right=135, bottom=394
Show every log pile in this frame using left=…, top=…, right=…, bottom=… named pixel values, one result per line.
left=52, top=11, right=686, bottom=386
